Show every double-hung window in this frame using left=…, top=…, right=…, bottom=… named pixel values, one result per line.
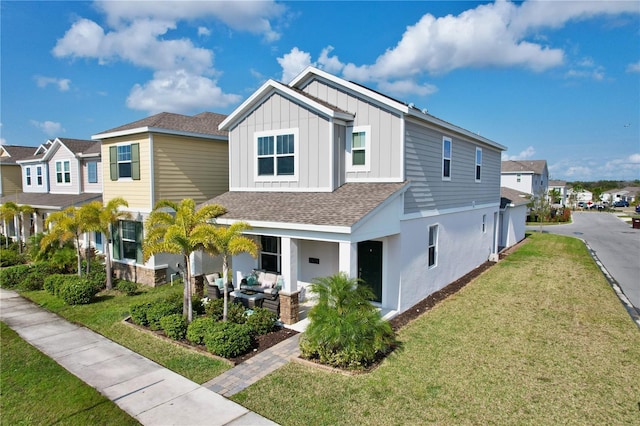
left=442, top=137, right=452, bottom=180
left=88, top=161, right=98, bottom=183
left=109, top=143, right=140, bottom=180
left=475, top=147, right=482, bottom=181
left=260, top=236, right=281, bottom=273
left=56, top=161, right=71, bottom=184
left=112, top=220, right=143, bottom=263
left=428, top=225, right=438, bottom=268
left=25, top=168, right=32, bottom=186
left=347, top=125, right=370, bottom=171
left=256, top=129, right=297, bottom=180
left=36, top=166, right=43, bottom=186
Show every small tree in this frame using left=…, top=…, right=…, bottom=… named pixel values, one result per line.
left=143, top=199, right=226, bottom=323
left=0, top=202, right=34, bottom=253
left=202, top=222, right=258, bottom=321
left=41, top=207, right=86, bottom=276
left=528, top=188, right=551, bottom=231
left=549, top=188, right=561, bottom=205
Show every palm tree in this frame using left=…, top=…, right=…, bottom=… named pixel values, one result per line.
left=143, top=199, right=226, bottom=322
left=202, top=222, right=258, bottom=321
left=41, top=206, right=85, bottom=276
left=0, top=202, right=34, bottom=253
left=81, top=198, right=131, bottom=289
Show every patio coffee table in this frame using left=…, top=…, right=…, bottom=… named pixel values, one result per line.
left=230, top=290, right=265, bottom=309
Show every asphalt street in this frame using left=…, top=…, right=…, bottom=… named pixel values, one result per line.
left=528, top=211, right=640, bottom=316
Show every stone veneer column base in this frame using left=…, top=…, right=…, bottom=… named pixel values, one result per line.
left=279, top=291, right=299, bottom=325
left=112, top=263, right=167, bottom=287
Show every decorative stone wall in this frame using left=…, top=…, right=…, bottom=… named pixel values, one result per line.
left=112, top=263, right=167, bottom=287
left=279, top=291, right=300, bottom=325
left=192, top=275, right=205, bottom=299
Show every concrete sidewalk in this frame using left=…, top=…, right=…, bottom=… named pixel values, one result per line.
left=0, top=288, right=277, bottom=426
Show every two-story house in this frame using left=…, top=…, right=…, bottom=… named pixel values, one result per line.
left=501, top=160, right=549, bottom=197
left=92, top=112, right=229, bottom=286
left=0, top=138, right=102, bottom=244
left=200, top=66, right=506, bottom=325
left=1, top=144, right=35, bottom=198
left=548, top=179, right=567, bottom=205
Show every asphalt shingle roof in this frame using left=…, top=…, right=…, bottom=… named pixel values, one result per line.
left=500, top=187, right=530, bottom=208
left=0, top=145, right=37, bottom=164
left=97, top=112, right=228, bottom=138
left=200, top=182, right=408, bottom=227
left=501, top=160, right=547, bottom=174
left=0, top=192, right=102, bottom=210
left=57, top=138, right=100, bottom=155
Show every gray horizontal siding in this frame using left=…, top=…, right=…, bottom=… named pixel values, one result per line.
left=404, top=119, right=501, bottom=213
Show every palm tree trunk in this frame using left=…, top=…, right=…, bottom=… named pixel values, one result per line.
left=85, top=232, right=91, bottom=276
left=184, top=255, right=193, bottom=323
left=222, top=255, right=229, bottom=322
left=75, top=235, right=82, bottom=276
left=105, top=233, right=114, bottom=290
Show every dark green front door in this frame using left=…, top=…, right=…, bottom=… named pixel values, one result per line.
left=358, top=240, right=383, bottom=303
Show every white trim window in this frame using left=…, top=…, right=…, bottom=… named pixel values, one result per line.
left=255, top=129, right=298, bottom=181
left=428, top=224, right=438, bottom=268
left=87, top=161, right=98, bottom=184
left=36, top=166, right=43, bottom=186
left=260, top=236, right=281, bottom=273
left=347, top=125, right=371, bottom=171
left=56, top=160, right=71, bottom=184
left=117, top=145, right=132, bottom=178
left=25, top=167, right=32, bottom=186
left=475, top=147, right=482, bottom=182
left=442, top=137, right=452, bottom=180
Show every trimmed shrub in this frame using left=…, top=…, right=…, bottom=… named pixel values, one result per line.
left=192, top=298, right=205, bottom=316
left=59, top=276, right=99, bottom=305
left=87, top=267, right=107, bottom=292
left=205, top=298, right=224, bottom=320
left=204, top=298, right=247, bottom=323
left=0, top=264, right=31, bottom=289
left=116, top=280, right=138, bottom=296
left=299, top=272, right=397, bottom=370
left=19, top=263, right=60, bottom=291
left=146, top=297, right=182, bottom=331
left=44, top=274, right=69, bottom=296
left=204, top=322, right=253, bottom=358
left=160, top=314, right=187, bottom=340
left=0, top=248, right=25, bottom=267
left=130, top=302, right=152, bottom=326
left=245, top=307, right=277, bottom=336
left=186, top=317, right=216, bottom=345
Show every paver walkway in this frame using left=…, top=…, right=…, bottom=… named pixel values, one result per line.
left=204, top=334, right=300, bottom=396
left=0, top=288, right=278, bottom=426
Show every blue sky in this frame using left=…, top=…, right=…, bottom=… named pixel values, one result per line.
left=1, top=0, right=639, bottom=181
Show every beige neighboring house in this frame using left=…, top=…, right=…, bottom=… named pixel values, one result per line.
left=1, top=144, right=34, bottom=198
left=501, top=160, right=548, bottom=197
left=92, top=111, right=229, bottom=286
left=0, top=139, right=102, bottom=244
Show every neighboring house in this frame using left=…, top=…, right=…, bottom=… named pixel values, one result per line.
left=567, top=188, right=593, bottom=204
left=201, top=66, right=507, bottom=325
left=548, top=180, right=567, bottom=205
left=0, top=144, right=34, bottom=198
left=602, top=186, right=640, bottom=204
left=92, top=111, right=229, bottom=286
left=501, top=160, right=548, bottom=197
left=0, top=138, right=102, bottom=244
left=499, top=187, right=529, bottom=250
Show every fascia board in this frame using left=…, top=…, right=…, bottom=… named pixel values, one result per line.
left=289, top=66, right=409, bottom=114
left=215, top=217, right=352, bottom=235
left=92, top=127, right=226, bottom=141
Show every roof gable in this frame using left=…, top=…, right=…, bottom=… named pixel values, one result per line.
left=501, top=160, right=548, bottom=174
left=0, top=145, right=37, bottom=163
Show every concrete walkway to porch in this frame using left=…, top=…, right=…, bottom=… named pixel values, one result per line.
left=204, top=334, right=301, bottom=397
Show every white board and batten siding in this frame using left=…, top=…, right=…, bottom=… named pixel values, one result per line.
left=404, top=119, right=501, bottom=214
left=301, top=80, right=404, bottom=182
left=229, top=92, right=333, bottom=191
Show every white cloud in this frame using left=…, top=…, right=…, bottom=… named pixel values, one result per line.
left=502, top=146, right=536, bottom=161
left=317, top=46, right=344, bottom=74
left=549, top=153, right=640, bottom=181
left=378, top=80, right=438, bottom=97
left=35, top=76, right=71, bottom=91
left=126, top=70, right=241, bottom=114
left=198, top=26, right=211, bottom=37
left=277, top=48, right=312, bottom=83
left=31, top=120, right=64, bottom=136
left=626, top=61, right=640, bottom=73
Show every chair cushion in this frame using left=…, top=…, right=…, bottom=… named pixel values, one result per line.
left=205, top=273, right=219, bottom=286
left=215, top=278, right=224, bottom=289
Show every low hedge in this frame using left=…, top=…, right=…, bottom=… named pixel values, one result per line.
left=44, top=274, right=70, bottom=296
left=116, top=280, right=137, bottom=296
left=186, top=317, right=216, bottom=345
left=59, top=276, right=99, bottom=305
left=0, top=264, right=31, bottom=289
left=204, top=322, right=253, bottom=358
left=19, top=263, right=60, bottom=291
left=245, top=307, right=278, bottom=336
left=160, top=314, right=187, bottom=340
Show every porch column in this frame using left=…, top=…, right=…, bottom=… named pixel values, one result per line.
left=279, top=237, right=299, bottom=325
left=21, top=212, right=32, bottom=242
left=338, top=241, right=357, bottom=278
left=34, top=212, right=43, bottom=235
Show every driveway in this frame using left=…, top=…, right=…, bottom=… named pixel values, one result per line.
left=528, top=211, right=640, bottom=315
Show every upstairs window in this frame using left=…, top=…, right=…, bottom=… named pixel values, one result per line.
left=109, top=143, right=140, bottom=180
left=347, top=125, right=370, bottom=171
left=442, top=137, right=452, bottom=180
left=88, top=161, right=98, bottom=184
left=25, top=168, right=31, bottom=186
left=475, top=147, right=482, bottom=181
left=56, top=160, right=71, bottom=184
left=256, top=129, right=297, bottom=180
left=36, top=166, right=43, bottom=186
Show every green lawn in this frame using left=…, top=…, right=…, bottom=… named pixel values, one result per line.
left=0, top=322, right=140, bottom=425
left=232, top=233, right=640, bottom=425
left=22, top=283, right=230, bottom=384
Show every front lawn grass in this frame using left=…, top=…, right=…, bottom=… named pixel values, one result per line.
left=22, top=283, right=230, bottom=384
left=233, top=233, right=640, bottom=425
left=0, top=322, right=140, bottom=425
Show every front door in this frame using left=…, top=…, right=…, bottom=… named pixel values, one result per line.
left=358, top=240, right=383, bottom=303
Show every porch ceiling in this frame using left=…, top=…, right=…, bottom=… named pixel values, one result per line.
left=200, top=182, right=408, bottom=227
